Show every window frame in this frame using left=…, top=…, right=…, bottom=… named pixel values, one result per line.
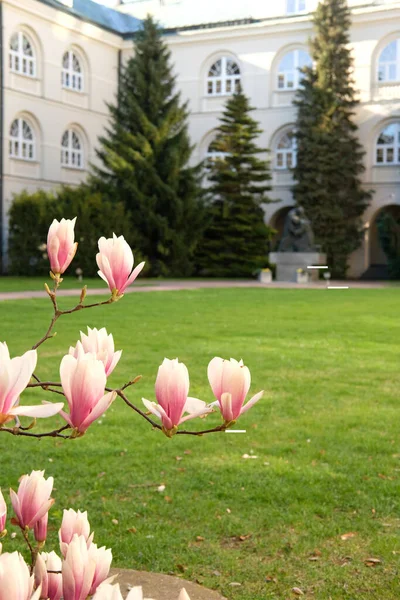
left=61, top=50, right=84, bottom=93
left=375, top=123, right=400, bottom=166
left=377, top=39, right=400, bottom=84
left=9, top=31, right=36, bottom=78
left=206, top=56, right=241, bottom=97
left=277, top=49, right=311, bottom=91
left=61, top=129, right=84, bottom=170
left=9, top=117, right=36, bottom=162
left=275, top=130, right=297, bottom=170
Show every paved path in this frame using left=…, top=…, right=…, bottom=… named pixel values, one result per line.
left=0, top=279, right=392, bottom=301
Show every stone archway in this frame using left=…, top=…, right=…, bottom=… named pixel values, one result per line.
left=269, top=205, right=293, bottom=251
left=366, top=204, right=400, bottom=279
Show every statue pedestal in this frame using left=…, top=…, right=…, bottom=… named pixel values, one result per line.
left=269, top=252, right=327, bottom=282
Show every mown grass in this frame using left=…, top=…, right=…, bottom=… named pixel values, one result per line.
left=1, top=287, right=400, bottom=599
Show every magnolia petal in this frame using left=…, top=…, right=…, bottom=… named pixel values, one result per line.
left=183, top=397, right=209, bottom=414
left=178, top=589, right=191, bottom=600
left=79, top=391, right=116, bottom=433
left=124, top=261, right=146, bottom=289
left=9, top=488, right=22, bottom=524
left=142, top=398, right=161, bottom=419
left=220, top=392, right=233, bottom=422
left=126, top=586, right=145, bottom=600
left=59, top=410, right=73, bottom=428
left=31, top=585, right=42, bottom=600
left=10, top=402, right=64, bottom=419
left=239, top=390, right=264, bottom=416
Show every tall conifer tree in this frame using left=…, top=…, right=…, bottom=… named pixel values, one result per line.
left=197, top=91, right=274, bottom=277
left=91, top=16, right=204, bottom=276
left=293, top=0, right=371, bottom=277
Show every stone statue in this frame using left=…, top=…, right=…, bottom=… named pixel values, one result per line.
left=278, top=206, right=315, bottom=252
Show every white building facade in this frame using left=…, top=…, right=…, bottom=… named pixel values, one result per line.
left=3, top=0, right=400, bottom=277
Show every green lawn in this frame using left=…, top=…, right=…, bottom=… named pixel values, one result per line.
left=1, top=287, right=400, bottom=599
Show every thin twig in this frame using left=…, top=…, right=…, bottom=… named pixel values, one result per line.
left=0, top=424, right=71, bottom=439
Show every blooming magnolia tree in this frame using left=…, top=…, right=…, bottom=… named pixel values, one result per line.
left=0, top=218, right=264, bottom=599
left=0, top=470, right=191, bottom=599
left=0, top=218, right=263, bottom=439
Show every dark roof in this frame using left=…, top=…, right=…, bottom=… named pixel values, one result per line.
left=38, top=0, right=142, bottom=35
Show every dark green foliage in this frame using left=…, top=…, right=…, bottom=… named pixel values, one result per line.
left=293, top=0, right=372, bottom=278
left=8, top=186, right=137, bottom=277
left=197, top=91, right=274, bottom=277
left=91, top=16, right=204, bottom=276
left=377, top=212, right=400, bottom=279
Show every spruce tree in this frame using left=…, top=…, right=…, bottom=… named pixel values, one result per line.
left=197, top=90, right=273, bottom=277
left=293, top=0, right=371, bottom=278
left=91, top=16, right=204, bottom=276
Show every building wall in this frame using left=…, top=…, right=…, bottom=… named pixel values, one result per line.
left=3, top=0, right=122, bottom=257
left=4, top=0, right=400, bottom=277
left=127, top=1, right=400, bottom=277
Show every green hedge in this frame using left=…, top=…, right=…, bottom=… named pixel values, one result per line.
left=8, top=186, right=142, bottom=277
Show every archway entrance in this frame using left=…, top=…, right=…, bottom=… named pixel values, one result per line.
left=366, top=204, right=400, bottom=279
left=269, top=206, right=293, bottom=251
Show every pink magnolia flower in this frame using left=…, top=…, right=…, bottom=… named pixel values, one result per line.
left=0, top=489, right=6, bottom=534
left=59, top=509, right=93, bottom=557
left=88, top=543, right=113, bottom=595
left=62, top=535, right=96, bottom=600
left=179, top=591, right=191, bottom=600
left=69, top=327, right=122, bottom=377
left=34, top=512, right=48, bottom=543
left=10, top=470, right=55, bottom=531
left=0, top=343, right=63, bottom=426
left=60, top=354, right=116, bottom=435
left=207, top=357, right=264, bottom=423
left=62, top=535, right=113, bottom=600
left=34, top=551, right=62, bottom=600
left=96, top=234, right=145, bottom=298
left=0, top=551, right=41, bottom=600
left=47, top=217, right=78, bottom=276
left=142, top=358, right=211, bottom=435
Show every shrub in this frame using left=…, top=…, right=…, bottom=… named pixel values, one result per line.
left=8, top=186, right=142, bottom=277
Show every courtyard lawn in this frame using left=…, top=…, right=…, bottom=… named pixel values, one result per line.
left=1, top=287, right=400, bottom=599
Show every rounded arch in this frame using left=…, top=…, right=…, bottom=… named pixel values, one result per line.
left=8, top=111, right=42, bottom=161
left=60, top=123, right=89, bottom=169
left=8, top=25, right=42, bottom=78
left=367, top=204, right=400, bottom=274
left=201, top=51, right=241, bottom=97
left=373, top=119, right=400, bottom=166
left=271, top=44, right=311, bottom=92
left=61, top=44, right=89, bottom=93
left=269, top=124, right=297, bottom=170
left=198, top=129, right=219, bottom=157
left=268, top=204, right=295, bottom=250
left=372, top=32, right=400, bottom=85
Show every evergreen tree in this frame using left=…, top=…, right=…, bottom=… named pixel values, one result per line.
left=91, top=16, right=204, bottom=276
left=197, top=90, right=274, bottom=277
left=293, top=0, right=372, bottom=278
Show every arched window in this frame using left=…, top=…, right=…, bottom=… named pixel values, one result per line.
left=206, top=141, right=228, bottom=162
left=9, top=31, right=36, bottom=77
left=287, top=0, right=306, bottom=14
left=376, top=123, right=400, bottom=165
left=9, top=118, right=35, bottom=161
left=61, top=130, right=84, bottom=168
left=207, top=57, right=240, bottom=96
left=378, top=39, right=400, bottom=83
left=275, top=130, right=297, bottom=169
left=62, top=51, right=83, bottom=92
left=277, top=50, right=311, bottom=90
